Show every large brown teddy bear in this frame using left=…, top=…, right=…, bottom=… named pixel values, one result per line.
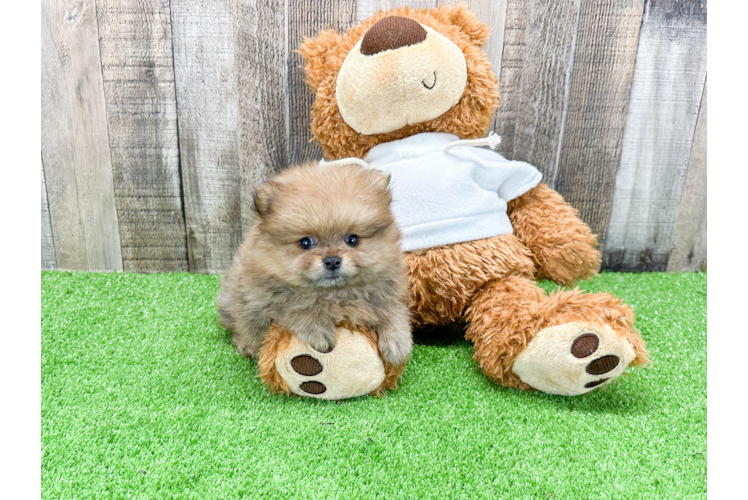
left=248, top=4, right=650, bottom=399
left=289, top=4, right=649, bottom=397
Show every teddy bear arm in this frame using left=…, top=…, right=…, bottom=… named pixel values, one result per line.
left=507, top=184, right=601, bottom=286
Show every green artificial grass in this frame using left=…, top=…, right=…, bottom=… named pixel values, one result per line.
left=42, top=271, right=706, bottom=499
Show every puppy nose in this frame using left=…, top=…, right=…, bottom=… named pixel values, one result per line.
left=360, top=16, right=427, bottom=56
left=322, top=256, right=342, bottom=271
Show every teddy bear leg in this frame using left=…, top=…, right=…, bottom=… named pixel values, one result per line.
left=464, top=275, right=649, bottom=395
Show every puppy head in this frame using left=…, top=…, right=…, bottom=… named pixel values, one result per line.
left=252, top=162, right=401, bottom=289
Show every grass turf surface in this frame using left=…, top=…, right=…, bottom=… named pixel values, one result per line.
left=42, top=271, right=706, bottom=499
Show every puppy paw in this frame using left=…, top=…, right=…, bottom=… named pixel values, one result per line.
left=512, top=322, right=637, bottom=396
left=377, top=332, right=412, bottom=368
left=307, top=338, right=335, bottom=354
left=231, top=334, right=261, bottom=359
left=294, top=324, right=337, bottom=354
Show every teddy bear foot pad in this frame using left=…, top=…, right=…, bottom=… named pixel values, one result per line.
left=512, top=322, right=636, bottom=396
left=275, top=328, right=386, bottom=400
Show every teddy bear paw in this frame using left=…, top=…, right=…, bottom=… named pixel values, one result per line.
left=512, top=322, right=636, bottom=396
left=274, top=327, right=386, bottom=400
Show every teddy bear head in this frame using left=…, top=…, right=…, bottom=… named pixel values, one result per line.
left=299, top=4, right=499, bottom=159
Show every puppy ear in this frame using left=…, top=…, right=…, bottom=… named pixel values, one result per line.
left=297, top=29, right=343, bottom=91
left=435, top=3, right=491, bottom=47
left=253, top=181, right=280, bottom=218
left=366, top=170, right=392, bottom=200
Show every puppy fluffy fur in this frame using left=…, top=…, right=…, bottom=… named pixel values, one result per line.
left=217, top=162, right=412, bottom=367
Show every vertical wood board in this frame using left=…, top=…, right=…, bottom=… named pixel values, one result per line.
left=492, top=0, right=527, bottom=159
left=41, top=157, right=57, bottom=270
left=42, top=9, right=87, bottom=271
left=171, top=0, right=242, bottom=273
left=41, top=0, right=122, bottom=271
left=355, top=0, right=437, bottom=23
left=511, top=0, right=580, bottom=182
left=234, top=0, right=290, bottom=233
left=667, top=78, right=707, bottom=272
left=287, top=0, right=356, bottom=165
left=553, top=0, right=645, bottom=248
left=97, top=0, right=187, bottom=272
left=604, top=0, right=707, bottom=272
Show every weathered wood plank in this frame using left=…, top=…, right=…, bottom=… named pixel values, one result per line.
left=41, top=0, right=122, bottom=271
left=41, top=13, right=87, bottom=272
left=464, top=1, right=507, bottom=87
left=96, top=0, right=187, bottom=273
left=492, top=0, right=527, bottom=159
left=171, top=0, right=242, bottom=273
left=355, top=0, right=437, bottom=23
left=288, top=0, right=356, bottom=165
left=667, top=78, right=707, bottom=272
left=603, top=0, right=707, bottom=272
left=553, top=0, right=645, bottom=249
left=511, top=0, right=580, bottom=182
left=234, top=0, right=289, bottom=233
left=41, top=157, right=56, bottom=270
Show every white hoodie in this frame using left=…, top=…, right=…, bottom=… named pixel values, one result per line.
left=363, top=132, right=542, bottom=252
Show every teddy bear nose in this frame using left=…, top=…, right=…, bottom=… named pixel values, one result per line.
left=360, top=16, right=427, bottom=56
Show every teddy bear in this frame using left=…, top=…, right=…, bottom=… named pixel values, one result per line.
left=256, top=3, right=649, bottom=398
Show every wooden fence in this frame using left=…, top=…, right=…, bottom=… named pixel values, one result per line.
left=41, top=0, right=707, bottom=273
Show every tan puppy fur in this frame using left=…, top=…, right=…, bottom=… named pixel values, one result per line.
left=217, top=162, right=412, bottom=367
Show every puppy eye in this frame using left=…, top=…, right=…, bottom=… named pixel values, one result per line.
left=298, top=237, right=316, bottom=250
left=345, top=234, right=359, bottom=247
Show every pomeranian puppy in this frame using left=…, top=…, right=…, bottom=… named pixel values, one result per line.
left=217, top=162, right=412, bottom=367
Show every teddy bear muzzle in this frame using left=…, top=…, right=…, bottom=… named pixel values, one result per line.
left=336, top=18, right=468, bottom=135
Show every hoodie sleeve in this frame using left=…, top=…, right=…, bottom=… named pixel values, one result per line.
left=458, top=146, right=543, bottom=202
left=497, top=160, right=543, bottom=202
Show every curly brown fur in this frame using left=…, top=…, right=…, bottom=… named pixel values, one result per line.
left=507, top=184, right=601, bottom=286
left=405, top=234, right=535, bottom=328
left=217, top=162, right=412, bottom=367
left=298, top=4, right=499, bottom=160
left=372, top=361, right=408, bottom=396
left=257, top=322, right=407, bottom=397
left=464, top=275, right=649, bottom=390
left=257, top=325, right=293, bottom=395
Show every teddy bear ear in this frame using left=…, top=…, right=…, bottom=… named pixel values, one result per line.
left=435, top=3, right=491, bottom=47
left=297, top=29, right=343, bottom=91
